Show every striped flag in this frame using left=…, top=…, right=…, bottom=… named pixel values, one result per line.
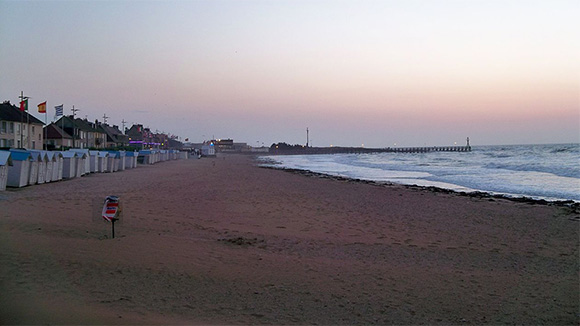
left=55, top=104, right=63, bottom=116
left=38, top=101, right=47, bottom=113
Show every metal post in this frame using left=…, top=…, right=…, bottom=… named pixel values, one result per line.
left=71, top=106, right=80, bottom=148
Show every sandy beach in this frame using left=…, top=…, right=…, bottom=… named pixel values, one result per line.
left=0, top=154, right=578, bottom=325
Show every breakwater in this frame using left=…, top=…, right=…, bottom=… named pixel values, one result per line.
left=269, top=145, right=471, bottom=155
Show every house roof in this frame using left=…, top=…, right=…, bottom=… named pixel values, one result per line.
left=99, top=123, right=128, bottom=143
left=0, top=101, right=45, bottom=125
left=45, top=123, right=73, bottom=139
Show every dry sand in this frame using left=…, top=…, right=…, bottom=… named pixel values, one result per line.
left=0, top=154, right=578, bottom=325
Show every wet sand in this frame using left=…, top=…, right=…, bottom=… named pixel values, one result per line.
left=0, top=154, right=578, bottom=325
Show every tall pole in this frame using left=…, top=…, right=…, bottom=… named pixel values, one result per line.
left=71, top=106, right=80, bottom=148
left=61, top=113, right=64, bottom=149
left=306, top=127, right=309, bottom=148
left=18, top=91, right=30, bottom=149
left=44, top=111, right=48, bottom=150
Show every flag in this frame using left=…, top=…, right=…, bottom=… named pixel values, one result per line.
left=20, top=99, right=28, bottom=111
left=55, top=104, right=63, bottom=116
left=38, top=101, right=47, bottom=113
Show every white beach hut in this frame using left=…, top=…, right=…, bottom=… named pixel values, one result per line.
left=97, top=151, right=109, bottom=173
left=106, top=152, right=118, bottom=172
left=160, top=150, right=168, bottom=162
left=178, top=151, right=188, bottom=160
left=61, top=151, right=77, bottom=179
left=112, top=151, right=126, bottom=171
left=89, top=150, right=99, bottom=173
left=29, top=151, right=49, bottom=184
left=43, top=151, right=55, bottom=182
left=75, top=152, right=87, bottom=177
left=7, top=150, right=32, bottom=188
left=0, top=151, right=12, bottom=191
left=26, top=151, right=42, bottom=186
left=124, top=151, right=138, bottom=169
left=70, top=149, right=91, bottom=175
left=138, top=150, right=152, bottom=165
left=51, top=151, right=64, bottom=182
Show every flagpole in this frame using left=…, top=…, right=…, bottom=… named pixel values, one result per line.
left=44, top=111, right=48, bottom=150
left=18, top=91, right=29, bottom=149
left=19, top=92, right=23, bottom=148
left=61, top=110, right=64, bottom=149
left=27, top=108, right=30, bottom=149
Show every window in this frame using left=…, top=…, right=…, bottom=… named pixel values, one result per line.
left=1, top=121, right=6, bottom=133
left=32, top=126, right=35, bottom=133
left=32, top=141, right=36, bottom=149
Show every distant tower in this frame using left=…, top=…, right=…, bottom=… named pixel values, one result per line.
left=306, top=127, right=309, bottom=147
left=466, top=137, right=470, bottom=147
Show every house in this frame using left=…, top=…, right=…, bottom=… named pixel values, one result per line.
left=44, top=123, right=73, bottom=150
left=98, top=123, right=129, bottom=148
left=126, top=124, right=182, bottom=150
left=0, top=101, right=45, bottom=149
left=53, top=116, right=107, bottom=149
left=0, top=151, right=12, bottom=191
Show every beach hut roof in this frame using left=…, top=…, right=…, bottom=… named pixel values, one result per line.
left=27, top=151, right=43, bottom=162
left=29, top=150, right=49, bottom=162
left=98, top=151, right=110, bottom=158
left=0, top=151, right=13, bottom=166
left=8, top=150, right=32, bottom=161
left=45, top=151, right=55, bottom=160
left=125, top=151, right=139, bottom=157
left=69, top=149, right=89, bottom=154
left=61, top=151, right=78, bottom=158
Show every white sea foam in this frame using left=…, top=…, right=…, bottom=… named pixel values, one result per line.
left=259, top=143, right=580, bottom=202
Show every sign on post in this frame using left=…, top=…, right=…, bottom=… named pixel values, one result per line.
left=102, top=195, right=121, bottom=238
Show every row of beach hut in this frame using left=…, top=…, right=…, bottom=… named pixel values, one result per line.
left=0, top=149, right=187, bottom=191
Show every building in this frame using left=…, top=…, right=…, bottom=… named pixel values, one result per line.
left=53, top=116, right=107, bottom=149
left=126, top=124, right=182, bottom=150
left=44, top=123, right=73, bottom=149
left=0, top=101, right=45, bottom=149
left=98, top=123, right=129, bottom=148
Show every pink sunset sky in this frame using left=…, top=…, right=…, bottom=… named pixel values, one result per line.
left=1, top=0, right=578, bottom=147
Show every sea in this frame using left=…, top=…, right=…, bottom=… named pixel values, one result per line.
left=259, top=143, right=580, bottom=203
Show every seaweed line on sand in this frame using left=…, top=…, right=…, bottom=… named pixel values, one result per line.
left=259, top=165, right=580, bottom=213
